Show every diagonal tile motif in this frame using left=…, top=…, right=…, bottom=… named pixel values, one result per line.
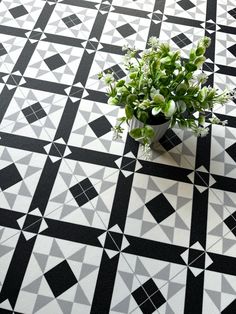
left=0, top=0, right=236, bottom=313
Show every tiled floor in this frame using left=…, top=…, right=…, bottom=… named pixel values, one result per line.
left=0, top=0, right=236, bottom=313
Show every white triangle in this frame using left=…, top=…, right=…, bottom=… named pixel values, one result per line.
left=97, top=232, right=107, bottom=247
left=30, top=208, right=42, bottom=217
left=105, top=249, right=119, bottom=259
left=195, top=185, right=208, bottom=193
left=43, top=143, right=52, bottom=154
left=109, top=224, right=122, bottom=233
left=22, top=231, right=36, bottom=241
left=17, top=215, right=26, bottom=229
left=55, top=138, right=66, bottom=144
left=121, top=170, right=133, bottom=177
left=39, top=219, right=48, bottom=233
left=189, top=266, right=203, bottom=277
left=49, top=155, right=61, bottom=163
left=0, top=299, right=12, bottom=310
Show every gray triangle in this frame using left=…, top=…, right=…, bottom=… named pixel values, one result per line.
left=135, top=257, right=150, bottom=276
left=210, top=203, right=224, bottom=219
left=79, top=263, right=97, bottom=281
left=3, top=192, right=17, bottom=208
left=69, top=247, right=86, bottom=262
left=222, top=275, right=235, bottom=294
left=161, top=225, right=174, bottom=242
left=222, top=238, right=236, bottom=254
left=5, top=111, right=21, bottom=121
left=155, top=264, right=170, bottom=280
left=17, top=154, right=32, bottom=165
left=1, top=148, right=13, bottom=162
left=31, top=125, right=42, bottom=137
left=129, top=207, right=144, bottom=219
left=48, top=104, right=62, bottom=115
left=182, top=144, right=194, bottom=156
left=209, top=223, right=223, bottom=236
left=92, top=104, right=103, bottom=114
left=0, top=244, right=13, bottom=257
left=50, top=239, right=64, bottom=258
left=12, top=121, right=27, bottom=132
left=60, top=172, right=73, bottom=187
left=205, top=290, right=221, bottom=310
left=169, top=152, right=181, bottom=165
left=57, top=300, right=73, bottom=314
left=165, top=183, right=178, bottom=195
left=60, top=204, right=78, bottom=219
left=44, top=117, right=55, bottom=129
left=213, top=151, right=225, bottom=162
left=111, top=296, right=131, bottom=313
left=74, top=284, right=90, bottom=305
left=25, top=166, right=41, bottom=178
left=134, top=187, right=147, bottom=200
left=177, top=197, right=190, bottom=209
left=224, top=192, right=235, bottom=207
left=19, top=182, right=32, bottom=197
left=74, top=125, right=87, bottom=135
left=34, top=253, right=48, bottom=272
left=225, top=164, right=236, bottom=176
left=165, top=303, right=175, bottom=314
left=81, top=208, right=94, bottom=225
left=95, top=197, right=109, bottom=213
left=100, top=139, right=112, bottom=151
left=23, top=277, right=42, bottom=293
left=140, top=221, right=156, bottom=236
left=82, top=135, right=95, bottom=146
left=119, top=271, right=134, bottom=291
left=225, top=128, right=236, bottom=139
left=168, top=282, right=184, bottom=299
left=33, top=295, right=54, bottom=313
left=100, top=181, right=115, bottom=194
left=147, top=177, right=159, bottom=191
left=91, top=168, right=105, bottom=180
left=175, top=214, right=189, bottom=230
left=213, top=135, right=225, bottom=148
left=0, top=228, right=4, bottom=241
left=74, top=162, right=87, bottom=177
left=80, top=110, right=91, bottom=122
left=51, top=191, right=68, bottom=204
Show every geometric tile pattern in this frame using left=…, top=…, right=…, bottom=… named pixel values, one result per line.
left=0, top=0, right=236, bottom=313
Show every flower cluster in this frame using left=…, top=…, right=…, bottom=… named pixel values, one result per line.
left=99, top=37, right=234, bottom=146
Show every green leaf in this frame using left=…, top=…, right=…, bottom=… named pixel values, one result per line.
left=129, top=128, right=142, bottom=139
left=136, top=110, right=148, bottom=123
left=163, top=100, right=176, bottom=117
left=185, top=63, right=198, bottom=72
left=125, top=104, right=134, bottom=119
left=152, top=107, right=161, bottom=116
left=143, top=125, right=155, bottom=139
left=196, top=46, right=205, bottom=56
left=126, top=94, right=137, bottom=104
left=116, top=79, right=125, bottom=87
left=176, top=83, right=188, bottom=96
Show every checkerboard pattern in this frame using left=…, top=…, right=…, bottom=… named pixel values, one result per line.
left=0, top=0, right=236, bottom=313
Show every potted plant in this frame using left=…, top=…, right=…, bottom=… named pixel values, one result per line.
left=98, top=37, right=233, bottom=157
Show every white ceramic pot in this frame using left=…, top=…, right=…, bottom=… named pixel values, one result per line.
left=129, top=115, right=170, bottom=144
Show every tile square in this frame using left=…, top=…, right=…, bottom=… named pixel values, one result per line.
left=89, top=116, right=112, bottom=138
left=171, top=33, right=192, bottom=48
left=117, top=23, right=136, bottom=38
left=62, top=14, right=82, bottom=28
left=0, top=163, right=22, bottom=191
left=146, top=193, right=175, bottom=224
left=177, top=0, right=195, bottom=10
left=9, top=5, right=28, bottom=18
left=45, top=260, right=77, bottom=297
left=44, top=53, right=66, bottom=71
left=105, top=231, right=123, bottom=251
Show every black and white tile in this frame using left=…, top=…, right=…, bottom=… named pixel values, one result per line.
left=0, top=0, right=236, bottom=313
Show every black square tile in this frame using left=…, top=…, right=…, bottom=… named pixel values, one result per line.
left=45, top=260, right=77, bottom=297
left=194, top=171, right=209, bottom=186
left=0, top=164, right=22, bottom=191
left=44, top=54, right=66, bottom=71
left=49, top=143, right=66, bottom=157
left=70, top=179, right=98, bottom=206
left=188, top=249, right=205, bottom=268
left=89, top=116, right=112, bottom=138
left=62, top=14, right=81, bottom=28
left=177, top=0, right=195, bottom=10
left=105, top=64, right=126, bottom=80
left=9, top=5, right=28, bottom=18
left=22, top=103, right=47, bottom=123
left=117, top=23, right=136, bottom=38
left=159, top=129, right=182, bottom=151
left=228, top=44, right=236, bottom=57
left=104, top=232, right=123, bottom=250
left=172, top=33, right=192, bottom=48
left=121, top=157, right=136, bottom=172
left=226, top=143, right=236, bottom=162
left=146, top=194, right=175, bottom=223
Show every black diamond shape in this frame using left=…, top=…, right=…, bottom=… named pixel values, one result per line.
left=132, top=279, right=166, bottom=313
left=104, top=231, right=123, bottom=250
left=228, top=8, right=236, bottom=19
left=226, top=143, right=236, bottom=162
left=70, top=178, right=98, bottom=206
left=146, top=194, right=175, bottom=223
left=224, top=211, right=236, bottom=232
left=0, top=164, right=22, bottom=191
left=89, top=116, right=112, bottom=138
left=62, top=14, right=82, bottom=28
left=117, top=23, right=136, bottom=38
left=0, top=44, right=7, bottom=57
left=188, top=249, right=205, bottom=268
left=22, top=102, right=47, bottom=123
left=177, top=0, right=195, bottom=10
left=9, top=5, right=28, bottom=18
left=7, top=75, right=22, bottom=86
left=121, top=157, right=136, bottom=172
left=172, top=33, right=192, bottom=48
left=44, top=53, right=66, bottom=71
left=159, top=129, right=182, bottom=151
left=49, top=143, right=66, bottom=157
left=45, top=260, right=77, bottom=297
left=228, top=44, right=236, bottom=57
left=205, top=21, right=216, bottom=31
